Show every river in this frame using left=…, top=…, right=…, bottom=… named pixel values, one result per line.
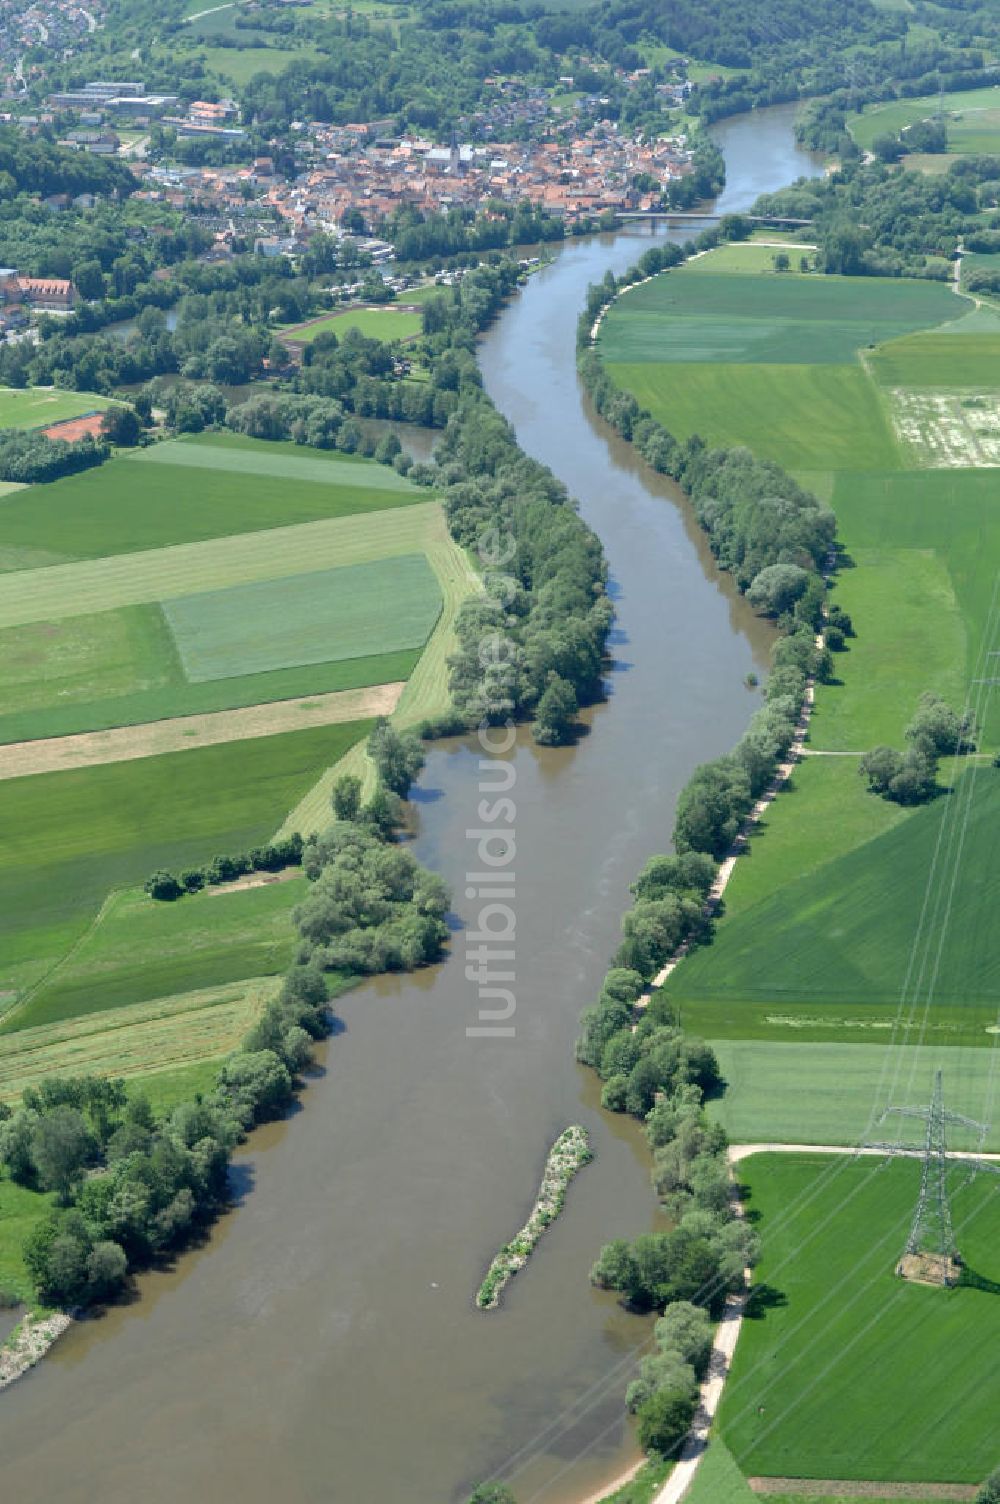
left=0, top=106, right=821, bottom=1504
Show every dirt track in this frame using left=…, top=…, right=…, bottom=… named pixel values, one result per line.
left=0, top=682, right=405, bottom=779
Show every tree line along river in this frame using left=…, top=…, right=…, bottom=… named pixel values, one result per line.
left=0, top=105, right=822, bottom=1504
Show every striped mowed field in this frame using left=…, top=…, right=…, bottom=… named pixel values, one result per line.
left=0, top=427, right=479, bottom=1050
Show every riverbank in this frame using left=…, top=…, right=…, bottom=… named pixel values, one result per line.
left=476, top=1127, right=593, bottom=1310
left=0, top=105, right=829, bottom=1504
left=0, top=1311, right=71, bottom=1391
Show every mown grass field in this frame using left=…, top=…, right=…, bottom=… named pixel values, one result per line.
left=0, top=433, right=427, bottom=568
left=721, top=1154, right=1000, bottom=1482
left=284, top=308, right=423, bottom=343
left=597, top=269, right=958, bottom=364
left=0, top=387, right=114, bottom=429
left=848, top=84, right=1000, bottom=154
left=604, top=363, right=901, bottom=472
left=0, top=978, right=277, bottom=1099
left=671, top=766, right=1000, bottom=1034
left=163, top=554, right=441, bottom=682
left=0, top=722, right=369, bottom=1012
left=707, top=1040, right=1000, bottom=1148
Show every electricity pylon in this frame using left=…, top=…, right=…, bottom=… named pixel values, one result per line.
left=863, top=1071, right=1000, bottom=1282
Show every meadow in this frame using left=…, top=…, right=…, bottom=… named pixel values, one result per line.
left=720, top=1154, right=1000, bottom=1483
left=847, top=84, right=1000, bottom=154
left=0, top=433, right=427, bottom=568
left=707, top=1040, right=1000, bottom=1149
left=685, top=245, right=817, bottom=275
left=0, top=720, right=370, bottom=1012
left=283, top=308, right=423, bottom=343
left=0, top=387, right=114, bottom=429
left=596, top=269, right=958, bottom=365
left=0, top=978, right=278, bottom=1100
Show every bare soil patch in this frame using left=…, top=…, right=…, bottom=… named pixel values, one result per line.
left=0, top=681, right=405, bottom=779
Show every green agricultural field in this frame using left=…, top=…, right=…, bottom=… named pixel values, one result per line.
left=0, top=978, right=277, bottom=1098
left=682, top=1441, right=753, bottom=1504
left=0, top=387, right=114, bottom=429
left=0, top=720, right=370, bottom=1011
left=9, top=880, right=308, bottom=1031
left=597, top=269, right=958, bottom=364
left=132, top=435, right=418, bottom=491
left=0, top=627, right=417, bottom=745
left=707, top=1041, right=1000, bottom=1149
left=847, top=84, right=1000, bottom=154
left=809, top=547, right=966, bottom=751
left=868, top=331, right=1000, bottom=387
left=670, top=764, right=1000, bottom=1036
left=720, top=1154, right=1000, bottom=1482
left=0, top=501, right=445, bottom=629
left=604, top=363, right=901, bottom=472
left=715, top=757, right=908, bottom=926
left=285, top=308, right=423, bottom=343
left=831, top=468, right=1000, bottom=743
left=162, top=554, right=441, bottom=682
left=0, top=434, right=427, bottom=568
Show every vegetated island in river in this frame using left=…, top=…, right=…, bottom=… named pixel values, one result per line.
left=476, top=1126, right=592, bottom=1310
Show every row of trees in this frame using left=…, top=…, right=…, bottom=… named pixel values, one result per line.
left=144, top=834, right=305, bottom=903
left=0, top=429, right=109, bottom=484
left=859, top=693, right=977, bottom=805
left=752, top=155, right=1000, bottom=280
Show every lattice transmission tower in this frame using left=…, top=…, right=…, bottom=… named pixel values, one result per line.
left=863, top=1071, right=1000, bottom=1284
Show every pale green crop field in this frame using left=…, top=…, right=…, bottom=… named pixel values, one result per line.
left=163, top=553, right=441, bottom=681
left=0, top=502, right=446, bottom=629
left=707, top=1040, right=1000, bottom=1149
left=605, top=362, right=902, bottom=472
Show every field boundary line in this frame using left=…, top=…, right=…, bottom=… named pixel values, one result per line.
left=4, top=887, right=125, bottom=1031
left=275, top=520, right=482, bottom=839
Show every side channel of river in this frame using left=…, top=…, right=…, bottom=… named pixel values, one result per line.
left=0, top=105, right=821, bottom=1504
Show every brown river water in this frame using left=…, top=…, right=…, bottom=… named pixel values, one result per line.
left=0, top=106, right=820, bottom=1504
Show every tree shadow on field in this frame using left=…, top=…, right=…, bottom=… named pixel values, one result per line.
left=745, top=1282, right=788, bottom=1319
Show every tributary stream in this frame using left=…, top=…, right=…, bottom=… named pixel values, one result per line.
left=0, top=105, right=821, bottom=1504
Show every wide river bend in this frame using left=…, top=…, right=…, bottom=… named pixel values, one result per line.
left=0, top=106, right=820, bottom=1504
